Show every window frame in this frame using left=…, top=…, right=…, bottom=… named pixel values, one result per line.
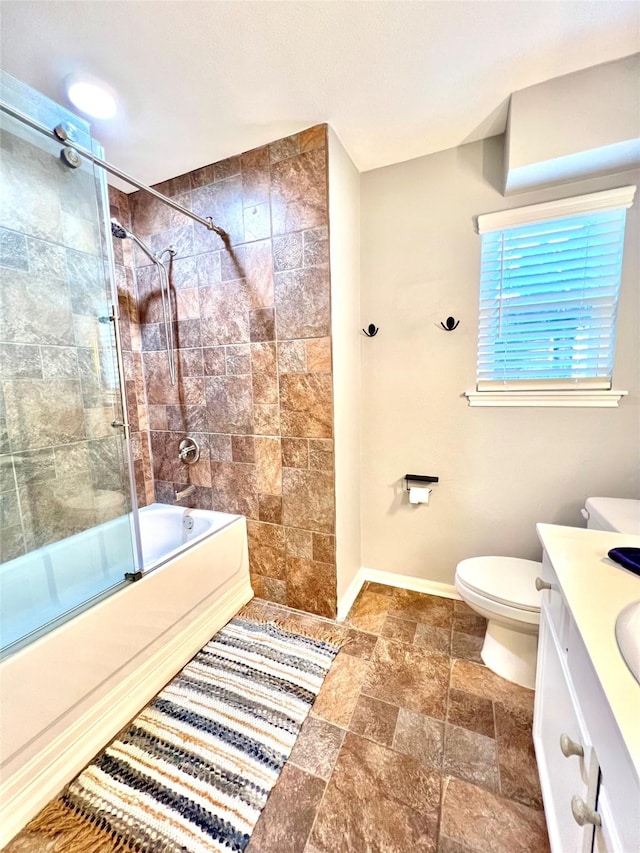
left=466, top=185, right=636, bottom=408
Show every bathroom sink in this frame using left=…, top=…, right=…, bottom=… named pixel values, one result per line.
left=615, top=600, right=640, bottom=684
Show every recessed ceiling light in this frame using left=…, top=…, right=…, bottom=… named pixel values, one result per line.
left=65, top=72, right=117, bottom=120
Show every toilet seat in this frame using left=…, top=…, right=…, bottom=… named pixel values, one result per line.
left=456, top=556, right=542, bottom=612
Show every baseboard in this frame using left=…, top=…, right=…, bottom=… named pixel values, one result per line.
left=337, top=567, right=460, bottom=622
left=0, top=576, right=253, bottom=849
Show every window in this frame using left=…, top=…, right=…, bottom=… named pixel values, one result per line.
left=467, top=185, right=636, bottom=407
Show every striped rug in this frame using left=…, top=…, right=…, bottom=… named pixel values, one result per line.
left=20, top=605, right=343, bottom=853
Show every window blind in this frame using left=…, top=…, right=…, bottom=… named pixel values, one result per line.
left=476, top=207, right=628, bottom=390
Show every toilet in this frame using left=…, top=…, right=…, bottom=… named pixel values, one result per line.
left=456, top=496, right=640, bottom=690
left=455, top=556, right=542, bottom=689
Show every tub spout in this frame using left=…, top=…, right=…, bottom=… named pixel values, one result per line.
left=175, top=485, right=195, bottom=502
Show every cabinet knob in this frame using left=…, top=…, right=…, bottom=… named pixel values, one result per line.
left=571, top=795, right=601, bottom=827
left=535, top=577, right=552, bottom=591
left=560, top=733, right=584, bottom=758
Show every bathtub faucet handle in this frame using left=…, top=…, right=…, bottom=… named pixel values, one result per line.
left=178, top=437, right=200, bottom=464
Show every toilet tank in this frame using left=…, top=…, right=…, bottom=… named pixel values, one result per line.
left=584, top=497, right=640, bottom=534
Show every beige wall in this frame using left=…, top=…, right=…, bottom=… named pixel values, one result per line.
left=360, top=137, right=640, bottom=585
left=327, top=127, right=362, bottom=604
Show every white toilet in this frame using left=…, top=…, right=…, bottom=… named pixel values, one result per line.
left=455, top=556, right=542, bottom=689
left=455, top=496, right=640, bottom=690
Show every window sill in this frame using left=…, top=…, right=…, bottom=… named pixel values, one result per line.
left=464, top=389, right=629, bottom=408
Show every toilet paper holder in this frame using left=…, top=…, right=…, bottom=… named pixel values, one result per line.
left=405, top=474, right=439, bottom=491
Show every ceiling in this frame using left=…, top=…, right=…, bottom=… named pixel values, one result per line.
left=1, top=1, right=639, bottom=189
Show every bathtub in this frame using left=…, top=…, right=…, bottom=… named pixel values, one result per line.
left=0, top=502, right=252, bottom=848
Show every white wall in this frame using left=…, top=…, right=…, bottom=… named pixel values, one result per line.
left=327, top=126, right=362, bottom=605
left=505, top=53, right=640, bottom=193
left=360, top=137, right=640, bottom=585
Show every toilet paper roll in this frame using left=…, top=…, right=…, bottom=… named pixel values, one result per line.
left=409, top=487, right=431, bottom=505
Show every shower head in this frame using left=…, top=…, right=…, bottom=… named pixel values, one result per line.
left=110, top=218, right=129, bottom=240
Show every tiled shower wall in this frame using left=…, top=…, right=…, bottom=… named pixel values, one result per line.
left=126, top=125, right=337, bottom=617
left=108, top=188, right=154, bottom=508
left=0, top=123, right=130, bottom=561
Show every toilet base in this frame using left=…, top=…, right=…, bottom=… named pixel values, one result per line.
left=481, top=620, right=538, bottom=689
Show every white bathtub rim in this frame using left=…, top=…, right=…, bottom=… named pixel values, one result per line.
left=0, top=573, right=253, bottom=849
left=140, top=503, right=241, bottom=573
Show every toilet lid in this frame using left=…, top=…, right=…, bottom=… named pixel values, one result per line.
left=456, top=557, right=542, bottom=612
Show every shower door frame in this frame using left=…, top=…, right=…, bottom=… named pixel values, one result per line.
left=0, top=78, right=144, bottom=652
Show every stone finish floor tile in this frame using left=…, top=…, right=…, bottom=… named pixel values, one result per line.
left=447, top=688, right=495, bottom=739
left=450, top=659, right=535, bottom=712
left=341, top=628, right=378, bottom=659
left=344, top=588, right=391, bottom=633
left=309, top=731, right=440, bottom=853
left=414, top=622, right=452, bottom=654
left=348, top=694, right=399, bottom=747
left=380, top=614, right=417, bottom=643
left=311, top=651, right=369, bottom=728
left=451, top=631, right=484, bottom=664
left=441, top=776, right=550, bottom=852
left=362, top=636, right=450, bottom=719
left=393, top=707, right=445, bottom=770
left=494, top=701, right=544, bottom=809
left=452, top=599, right=487, bottom=637
left=443, top=724, right=499, bottom=792
left=246, top=762, right=326, bottom=853
left=288, top=715, right=345, bottom=781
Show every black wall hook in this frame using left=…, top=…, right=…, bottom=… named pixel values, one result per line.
left=363, top=324, right=379, bottom=337
left=440, top=316, right=460, bottom=331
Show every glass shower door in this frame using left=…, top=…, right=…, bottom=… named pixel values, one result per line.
left=0, top=72, right=139, bottom=655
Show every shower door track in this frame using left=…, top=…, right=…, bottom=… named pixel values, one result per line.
left=0, top=100, right=227, bottom=238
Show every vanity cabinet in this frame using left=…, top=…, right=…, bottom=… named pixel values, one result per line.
left=534, top=525, right=640, bottom=853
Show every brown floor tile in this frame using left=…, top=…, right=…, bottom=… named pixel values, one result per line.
left=438, top=837, right=477, bottom=853
left=494, top=701, right=543, bottom=810
left=388, top=589, right=454, bottom=627
left=363, top=581, right=396, bottom=596
left=341, top=628, right=378, bottom=660
left=363, top=637, right=450, bottom=719
left=452, top=600, right=487, bottom=637
left=414, top=622, right=451, bottom=655
left=443, top=724, right=499, bottom=792
left=441, top=776, right=550, bottom=853
left=288, top=714, right=345, bottom=781
left=246, top=762, right=325, bottom=853
left=348, top=694, right=399, bottom=747
left=310, top=731, right=440, bottom=853
left=447, top=688, right=495, bottom=739
left=450, top=659, right=534, bottom=713
left=451, top=631, right=484, bottom=664
left=3, top=832, right=58, bottom=852
left=311, top=651, right=368, bottom=727
left=380, top=614, right=417, bottom=643
left=393, top=707, right=445, bottom=770
left=345, top=588, right=392, bottom=633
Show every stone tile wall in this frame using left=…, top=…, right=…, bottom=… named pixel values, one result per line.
left=108, top=188, right=154, bottom=508
left=0, top=125, right=131, bottom=561
left=128, top=125, right=337, bottom=616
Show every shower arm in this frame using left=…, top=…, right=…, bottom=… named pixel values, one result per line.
left=0, top=100, right=228, bottom=239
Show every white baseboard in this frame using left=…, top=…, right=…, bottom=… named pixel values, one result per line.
left=0, top=576, right=252, bottom=849
left=337, top=567, right=460, bottom=622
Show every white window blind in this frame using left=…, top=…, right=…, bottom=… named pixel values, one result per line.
left=475, top=187, right=635, bottom=391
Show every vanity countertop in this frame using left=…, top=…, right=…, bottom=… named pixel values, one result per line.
left=536, top=523, right=640, bottom=778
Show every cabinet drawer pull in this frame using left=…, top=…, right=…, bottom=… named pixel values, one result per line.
left=535, top=577, right=552, bottom=591
left=560, top=733, right=584, bottom=758
left=571, top=795, right=601, bottom=827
